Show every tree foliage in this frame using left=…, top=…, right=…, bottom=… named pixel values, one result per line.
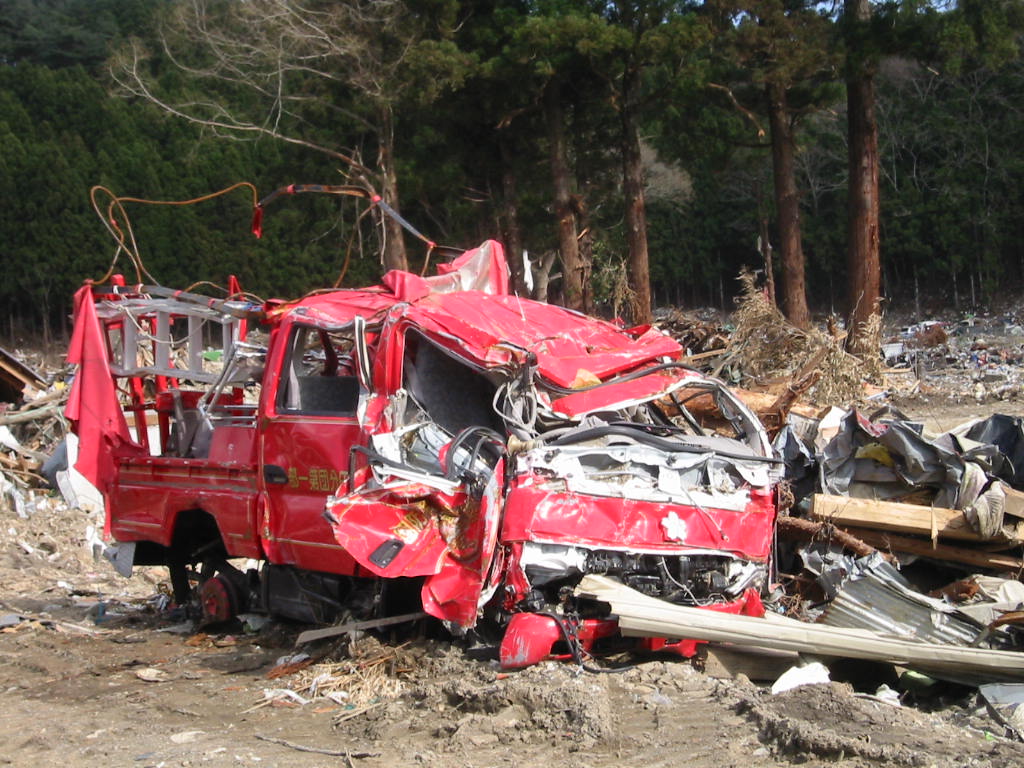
left=3, top=0, right=1024, bottom=343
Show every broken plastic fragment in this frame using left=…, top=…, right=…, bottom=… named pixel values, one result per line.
left=135, top=667, right=170, bottom=683
left=771, top=662, right=831, bottom=695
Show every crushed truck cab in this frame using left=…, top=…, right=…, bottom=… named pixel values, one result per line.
left=67, top=241, right=780, bottom=665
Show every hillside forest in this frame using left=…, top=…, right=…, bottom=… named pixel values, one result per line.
left=2, top=0, right=1024, bottom=347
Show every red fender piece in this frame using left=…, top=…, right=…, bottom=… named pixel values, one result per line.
left=499, top=614, right=622, bottom=669
left=499, top=613, right=564, bottom=669
left=635, top=587, right=765, bottom=658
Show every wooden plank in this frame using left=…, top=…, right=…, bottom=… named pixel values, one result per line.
left=577, top=574, right=1024, bottom=683
left=1001, top=483, right=1024, bottom=521
left=295, top=611, right=427, bottom=646
left=839, top=526, right=1024, bottom=572
left=703, top=644, right=799, bottom=682
left=683, top=348, right=726, bottom=362
left=0, top=346, right=45, bottom=390
left=810, top=493, right=1001, bottom=543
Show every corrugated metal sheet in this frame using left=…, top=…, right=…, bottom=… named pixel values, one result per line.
left=815, top=556, right=1021, bottom=651
left=820, top=571, right=985, bottom=647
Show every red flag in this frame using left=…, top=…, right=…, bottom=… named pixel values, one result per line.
left=64, top=286, right=139, bottom=496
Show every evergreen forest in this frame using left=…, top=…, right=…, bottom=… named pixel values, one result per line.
left=2, top=0, right=1024, bottom=345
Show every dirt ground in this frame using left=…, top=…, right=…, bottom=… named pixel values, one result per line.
left=3, top=400, right=1024, bottom=767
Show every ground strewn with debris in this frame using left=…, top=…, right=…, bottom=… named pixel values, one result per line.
left=2, top=414, right=1024, bottom=768
left=2, top=593, right=1024, bottom=768
left=8, top=296, right=1024, bottom=768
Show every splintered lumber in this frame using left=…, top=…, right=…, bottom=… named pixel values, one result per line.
left=0, top=402, right=61, bottom=427
left=809, top=493, right=1009, bottom=543
left=669, top=388, right=819, bottom=439
left=837, top=527, right=1024, bottom=572
left=776, top=515, right=895, bottom=561
left=575, top=574, right=1024, bottom=684
left=768, top=369, right=821, bottom=416
left=0, top=347, right=45, bottom=402
left=697, top=388, right=820, bottom=421
left=683, top=348, right=726, bottom=363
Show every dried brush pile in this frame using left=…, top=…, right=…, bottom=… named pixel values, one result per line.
left=593, top=258, right=639, bottom=322
left=728, top=270, right=815, bottom=382
left=287, top=638, right=411, bottom=710
left=727, top=270, right=881, bottom=405
left=249, top=636, right=416, bottom=721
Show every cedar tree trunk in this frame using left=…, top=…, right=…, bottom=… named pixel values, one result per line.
left=499, top=136, right=527, bottom=295
left=621, top=64, right=652, bottom=325
left=544, top=81, right=585, bottom=311
left=378, top=106, right=409, bottom=273
left=845, top=0, right=881, bottom=348
left=766, top=81, right=811, bottom=329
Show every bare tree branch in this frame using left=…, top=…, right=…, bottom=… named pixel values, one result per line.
left=708, top=82, right=766, bottom=137
left=108, top=0, right=461, bottom=270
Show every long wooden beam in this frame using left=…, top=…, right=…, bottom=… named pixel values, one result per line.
left=810, top=493, right=1012, bottom=543
left=576, top=575, right=1024, bottom=684
left=838, top=526, right=1024, bottom=572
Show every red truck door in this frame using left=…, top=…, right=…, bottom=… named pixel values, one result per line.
left=258, top=322, right=367, bottom=574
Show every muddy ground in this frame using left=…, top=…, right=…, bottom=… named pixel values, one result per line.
left=3, top=400, right=1024, bottom=767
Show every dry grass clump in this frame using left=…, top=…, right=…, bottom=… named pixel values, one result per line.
left=248, top=636, right=415, bottom=719
left=813, top=336, right=868, bottom=405
left=727, top=269, right=881, bottom=405
left=594, top=258, right=639, bottom=322
left=288, top=638, right=411, bottom=709
left=848, top=311, right=883, bottom=382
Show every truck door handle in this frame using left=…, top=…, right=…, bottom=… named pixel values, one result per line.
left=263, top=464, right=289, bottom=485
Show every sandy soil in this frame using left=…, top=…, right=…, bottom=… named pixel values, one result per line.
left=3, top=401, right=1024, bottom=767
left=3, top=587, right=1023, bottom=768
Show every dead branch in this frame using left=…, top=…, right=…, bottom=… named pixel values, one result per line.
left=708, top=83, right=766, bottom=137
left=253, top=734, right=378, bottom=758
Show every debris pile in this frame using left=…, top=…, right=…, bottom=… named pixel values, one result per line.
left=659, top=272, right=882, bottom=417
left=0, top=346, right=62, bottom=489
left=253, top=636, right=411, bottom=719
left=655, top=291, right=1024, bottom=413
left=653, top=307, right=730, bottom=356
left=857, top=311, right=1024, bottom=405
left=0, top=345, right=132, bottom=612
left=624, top=294, right=1024, bottom=702
left=778, top=408, right=1024, bottom=569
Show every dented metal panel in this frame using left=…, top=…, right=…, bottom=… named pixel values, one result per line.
left=817, top=554, right=1003, bottom=648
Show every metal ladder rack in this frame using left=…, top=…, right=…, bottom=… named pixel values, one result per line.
left=94, top=295, right=246, bottom=383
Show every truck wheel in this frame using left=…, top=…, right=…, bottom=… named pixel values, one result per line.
left=167, top=555, right=250, bottom=623
left=199, top=574, right=241, bottom=623
left=167, top=510, right=239, bottom=615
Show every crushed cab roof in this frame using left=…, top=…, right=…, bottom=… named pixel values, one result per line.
left=277, top=240, right=683, bottom=388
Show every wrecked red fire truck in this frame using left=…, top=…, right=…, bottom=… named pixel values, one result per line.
left=66, top=240, right=780, bottom=666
